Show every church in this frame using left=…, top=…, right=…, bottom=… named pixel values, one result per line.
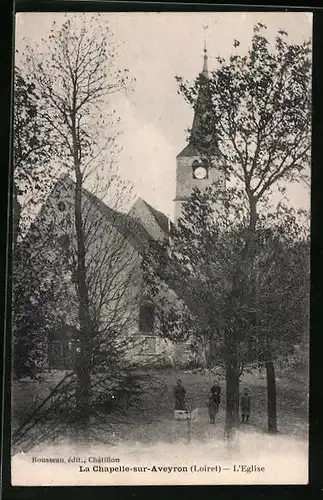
left=24, top=49, right=222, bottom=371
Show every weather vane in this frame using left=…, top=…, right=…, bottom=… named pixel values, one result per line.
left=202, top=24, right=209, bottom=54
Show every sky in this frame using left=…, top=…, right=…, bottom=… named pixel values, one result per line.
left=15, top=12, right=312, bottom=220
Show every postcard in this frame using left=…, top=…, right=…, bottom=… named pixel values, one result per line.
left=11, top=11, right=311, bottom=486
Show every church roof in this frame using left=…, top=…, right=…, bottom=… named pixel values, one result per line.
left=21, top=175, right=194, bottom=321
left=129, top=198, right=170, bottom=238
left=83, top=188, right=155, bottom=252
left=176, top=143, right=200, bottom=158
left=26, top=174, right=169, bottom=257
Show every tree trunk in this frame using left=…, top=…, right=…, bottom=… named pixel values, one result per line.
left=266, top=359, right=278, bottom=433
left=224, top=287, right=241, bottom=440
left=249, top=197, right=257, bottom=234
left=74, top=172, right=92, bottom=427
left=224, top=353, right=240, bottom=439
left=205, top=336, right=217, bottom=368
left=69, top=95, right=93, bottom=430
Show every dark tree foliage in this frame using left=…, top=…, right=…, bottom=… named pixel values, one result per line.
left=13, top=69, right=60, bottom=378
left=13, top=67, right=53, bottom=245
left=143, top=187, right=309, bottom=437
left=12, top=217, right=72, bottom=379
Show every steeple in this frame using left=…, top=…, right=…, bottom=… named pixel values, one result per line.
left=174, top=45, right=223, bottom=223
left=181, top=45, right=210, bottom=154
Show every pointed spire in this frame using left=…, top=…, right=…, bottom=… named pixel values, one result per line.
left=177, top=44, right=211, bottom=157
left=202, top=41, right=208, bottom=76
left=190, top=45, right=209, bottom=138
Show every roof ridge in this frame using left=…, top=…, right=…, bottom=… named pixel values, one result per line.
left=132, top=198, right=170, bottom=235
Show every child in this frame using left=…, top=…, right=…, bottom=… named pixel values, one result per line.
left=240, top=388, right=251, bottom=423
left=211, top=381, right=221, bottom=401
left=207, top=386, right=220, bottom=424
left=173, top=379, right=186, bottom=411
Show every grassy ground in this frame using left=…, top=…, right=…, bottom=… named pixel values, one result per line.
left=12, top=365, right=308, bottom=450
left=101, top=367, right=308, bottom=443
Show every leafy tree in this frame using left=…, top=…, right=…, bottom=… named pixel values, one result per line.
left=171, top=23, right=311, bottom=436
left=236, top=207, right=309, bottom=432
left=12, top=68, right=62, bottom=378
left=13, top=67, right=54, bottom=245
left=143, top=184, right=253, bottom=436
left=143, top=181, right=309, bottom=437
left=12, top=218, right=73, bottom=379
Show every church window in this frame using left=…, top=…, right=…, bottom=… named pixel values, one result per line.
left=139, top=303, right=155, bottom=333
left=58, top=201, right=66, bottom=212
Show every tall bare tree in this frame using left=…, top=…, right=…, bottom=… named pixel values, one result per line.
left=11, top=171, right=165, bottom=450
left=22, top=14, right=131, bottom=425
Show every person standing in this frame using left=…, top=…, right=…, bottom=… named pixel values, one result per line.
left=211, top=382, right=221, bottom=407
left=173, top=379, right=186, bottom=410
left=207, top=391, right=217, bottom=424
left=240, top=388, right=251, bottom=423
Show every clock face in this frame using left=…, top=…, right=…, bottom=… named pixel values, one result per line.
left=194, top=166, right=207, bottom=180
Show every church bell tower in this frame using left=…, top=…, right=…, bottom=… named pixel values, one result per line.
left=174, top=46, right=222, bottom=223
